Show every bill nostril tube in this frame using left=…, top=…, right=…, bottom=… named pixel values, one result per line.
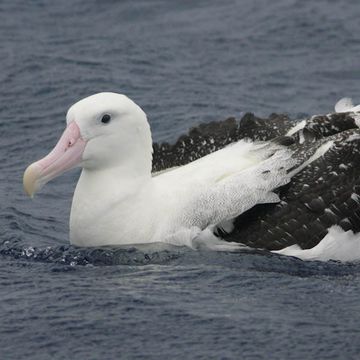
left=65, top=139, right=74, bottom=151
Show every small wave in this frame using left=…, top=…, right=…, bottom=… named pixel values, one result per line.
left=0, top=240, right=185, bottom=266
left=1, top=237, right=360, bottom=278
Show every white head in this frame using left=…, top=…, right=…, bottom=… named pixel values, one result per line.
left=23, top=92, right=153, bottom=197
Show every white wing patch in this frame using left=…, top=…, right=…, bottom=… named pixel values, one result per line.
left=273, top=225, right=360, bottom=262
left=335, top=97, right=360, bottom=113
left=286, top=119, right=306, bottom=136
left=181, top=148, right=295, bottom=229
left=335, top=97, right=354, bottom=112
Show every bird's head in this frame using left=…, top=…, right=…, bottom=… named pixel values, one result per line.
left=23, top=92, right=152, bottom=197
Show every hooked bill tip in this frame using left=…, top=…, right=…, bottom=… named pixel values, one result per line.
left=23, top=163, right=41, bottom=198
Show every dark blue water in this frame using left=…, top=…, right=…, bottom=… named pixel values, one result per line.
left=1, top=0, right=360, bottom=359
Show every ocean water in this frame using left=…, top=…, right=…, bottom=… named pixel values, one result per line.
left=1, top=0, right=360, bottom=359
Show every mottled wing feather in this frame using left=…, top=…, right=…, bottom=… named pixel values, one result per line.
left=225, top=129, right=360, bottom=250
left=152, top=113, right=294, bottom=172
left=152, top=111, right=360, bottom=250
left=301, top=113, right=356, bottom=141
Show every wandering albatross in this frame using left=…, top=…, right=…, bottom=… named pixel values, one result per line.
left=23, top=93, right=360, bottom=260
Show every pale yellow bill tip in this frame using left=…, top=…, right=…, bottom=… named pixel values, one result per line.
left=23, top=164, right=41, bottom=198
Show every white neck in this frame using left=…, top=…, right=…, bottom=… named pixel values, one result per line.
left=69, top=145, right=154, bottom=246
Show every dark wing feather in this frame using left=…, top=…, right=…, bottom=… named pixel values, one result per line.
left=224, top=129, right=360, bottom=250
left=301, top=113, right=356, bottom=140
left=152, top=113, right=294, bottom=172
left=152, top=111, right=360, bottom=250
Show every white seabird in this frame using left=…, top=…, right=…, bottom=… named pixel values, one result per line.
left=23, top=92, right=297, bottom=248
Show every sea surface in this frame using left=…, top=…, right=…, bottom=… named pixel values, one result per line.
left=1, top=0, right=360, bottom=359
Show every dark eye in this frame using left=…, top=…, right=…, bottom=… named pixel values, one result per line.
left=101, top=114, right=111, bottom=124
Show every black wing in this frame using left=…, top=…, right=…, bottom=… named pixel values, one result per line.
left=224, top=128, right=360, bottom=250
left=152, top=113, right=294, bottom=172
left=152, top=111, right=360, bottom=250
